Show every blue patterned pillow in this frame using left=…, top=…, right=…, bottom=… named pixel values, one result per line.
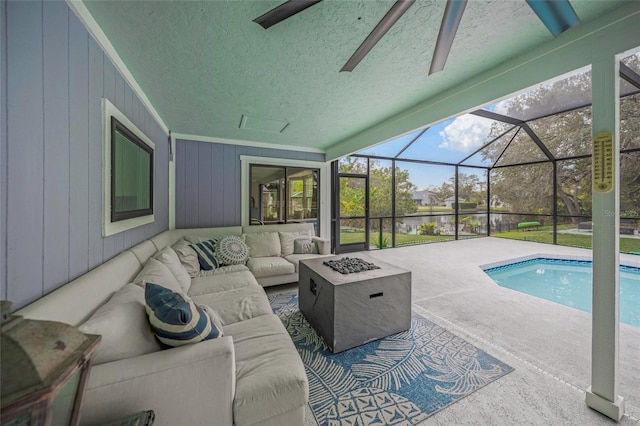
left=217, top=235, right=249, bottom=265
left=144, top=283, right=222, bottom=346
left=189, top=239, right=219, bottom=271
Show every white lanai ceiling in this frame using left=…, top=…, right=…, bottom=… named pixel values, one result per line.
left=80, top=0, right=636, bottom=156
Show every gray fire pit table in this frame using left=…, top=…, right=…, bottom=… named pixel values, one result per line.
left=299, top=254, right=411, bottom=353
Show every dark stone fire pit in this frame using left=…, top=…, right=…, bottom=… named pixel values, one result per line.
left=323, top=257, right=380, bottom=274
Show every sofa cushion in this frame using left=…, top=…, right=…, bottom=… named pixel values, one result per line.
left=223, top=315, right=308, bottom=426
left=154, top=245, right=191, bottom=293
left=134, top=258, right=183, bottom=294
left=78, top=283, right=161, bottom=364
left=193, top=264, right=249, bottom=278
left=189, top=239, right=220, bottom=271
left=171, top=238, right=200, bottom=277
left=285, top=254, right=333, bottom=272
left=145, top=283, right=223, bottom=347
left=278, top=231, right=312, bottom=256
left=191, top=284, right=272, bottom=325
left=293, top=238, right=318, bottom=254
left=217, top=235, right=250, bottom=265
left=243, top=232, right=280, bottom=258
left=246, top=256, right=295, bottom=278
left=188, top=269, right=256, bottom=297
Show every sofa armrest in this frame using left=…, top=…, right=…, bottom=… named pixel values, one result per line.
left=81, top=336, right=235, bottom=426
left=312, top=237, right=331, bottom=255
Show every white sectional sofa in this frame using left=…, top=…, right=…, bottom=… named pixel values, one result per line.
left=16, top=223, right=331, bottom=426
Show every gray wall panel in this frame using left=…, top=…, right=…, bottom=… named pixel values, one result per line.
left=198, top=142, right=212, bottom=226
left=223, top=144, right=237, bottom=226
left=175, top=141, right=186, bottom=229
left=184, top=142, right=199, bottom=228
left=7, top=0, right=44, bottom=304
left=211, top=141, right=224, bottom=224
left=174, top=139, right=326, bottom=228
left=88, top=38, right=104, bottom=270
left=43, top=1, right=70, bottom=293
left=68, top=14, right=90, bottom=280
left=3, top=0, right=169, bottom=309
left=1, top=0, right=7, bottom=301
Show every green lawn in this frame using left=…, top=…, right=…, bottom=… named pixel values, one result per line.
left=492, top=225, right=640, bottom=253
left=339, top=225, right=640, bottom=254
left=340, top=232, right=454, bottom=247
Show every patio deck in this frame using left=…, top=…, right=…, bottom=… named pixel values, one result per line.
left=269, top=237, right=640, bottom=425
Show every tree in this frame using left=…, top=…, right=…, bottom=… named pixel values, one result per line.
left=338, top=157, right=417, bottom=220
left=429, top=173, right=485, bottom=205
left=482, top=55, right=640, bottom=224
left=482, top=72, right=594, bottom=221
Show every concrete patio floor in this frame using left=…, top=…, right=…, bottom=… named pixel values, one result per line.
left=269, top=237, right=640, bottom=425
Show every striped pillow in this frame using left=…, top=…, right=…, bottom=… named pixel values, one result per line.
left=144, top=283, right=222, bottom=347
left=189, top=239, right=219, bottom=271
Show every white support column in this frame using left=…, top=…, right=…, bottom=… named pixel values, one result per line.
left=585, top=58, right=624, bottom=421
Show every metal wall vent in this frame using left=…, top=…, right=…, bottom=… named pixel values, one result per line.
left=239, top=114, right=289, bottom=133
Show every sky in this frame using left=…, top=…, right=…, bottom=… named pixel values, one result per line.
left=357, top=111, right=502, bottom=189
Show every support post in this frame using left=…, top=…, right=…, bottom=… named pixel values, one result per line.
left=585, top=58, right=624, bottom=421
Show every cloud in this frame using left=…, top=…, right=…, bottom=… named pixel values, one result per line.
left=493, top=100, right=512, bottom=115
left=438, top=115, right=493, bottom=153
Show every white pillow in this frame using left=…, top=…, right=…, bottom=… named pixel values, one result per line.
left=294, top=238, right=318, bottom=254
left=154, top=245, right=191, bottom=293
left=133, top=258, right=183, bottom=294
left=244, top=232, right=281, bottom=257
left=279, top=231, right=312, bottom=256
left=172, top=238, right=200, bottom=277
left=217, top=235, right=250, bottom=265
left=79, top=284, right=161, bottom=364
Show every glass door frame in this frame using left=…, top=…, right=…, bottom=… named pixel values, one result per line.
left=333, top=164, right=369, bottom=253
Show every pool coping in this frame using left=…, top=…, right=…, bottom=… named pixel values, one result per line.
left=480, top=253, right=640, bottom=271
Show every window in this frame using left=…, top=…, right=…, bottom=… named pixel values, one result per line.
left=249, top=165, right=319, bottom=228
left=103, top=99, right=155, bottom=236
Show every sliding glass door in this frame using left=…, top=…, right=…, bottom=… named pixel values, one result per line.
left=336, top=174, right=368, bottom=253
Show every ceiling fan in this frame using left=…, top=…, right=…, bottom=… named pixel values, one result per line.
left=253, top=0, right=580, bottom=74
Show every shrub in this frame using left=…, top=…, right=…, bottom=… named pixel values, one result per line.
left=419, top=222, right=437, bottom=235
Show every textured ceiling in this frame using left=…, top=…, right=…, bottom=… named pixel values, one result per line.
left=83, top=0, right=627, bottom=153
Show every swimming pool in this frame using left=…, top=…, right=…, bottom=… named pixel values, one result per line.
left=484, top=258, right=640, bottom=327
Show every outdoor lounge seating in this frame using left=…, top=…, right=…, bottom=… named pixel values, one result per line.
left=16, top=223, right=330, bottom=426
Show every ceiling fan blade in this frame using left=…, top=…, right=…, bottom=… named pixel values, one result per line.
left=428, top=0, right=468, bottom=75
left=341, top=0, right=416, bottom=73
left=526, top=0, right=580, bottom=37
left=253, top=0, right=323, bottom=30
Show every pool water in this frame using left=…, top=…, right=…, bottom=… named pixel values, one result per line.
left=484, top=258, right=640, bottom=327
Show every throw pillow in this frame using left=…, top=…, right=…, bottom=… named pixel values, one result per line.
left=243, top=232, right=281, bottom=257
left=133, top=258, right=183, bottom=294
left=189, top=239, right=220, bottom=271
left=154, top=245, right=191, bottom=293
left=79, top=284, right=161, bottom=364
left=144, top=283, right=223, bottom=347
left=293, top=238, right=318, bottom=254
left=172, top=238, right=200, bottom=277
left=279, top=231, right=312, bottom=256
left=217, top=235, right=250, bottom=265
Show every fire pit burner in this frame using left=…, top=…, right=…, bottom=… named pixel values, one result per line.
left=323, top=257, right=380, bottom=274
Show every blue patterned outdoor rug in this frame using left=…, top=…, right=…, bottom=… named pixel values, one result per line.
left=269, top=292, right=514, bottom=426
